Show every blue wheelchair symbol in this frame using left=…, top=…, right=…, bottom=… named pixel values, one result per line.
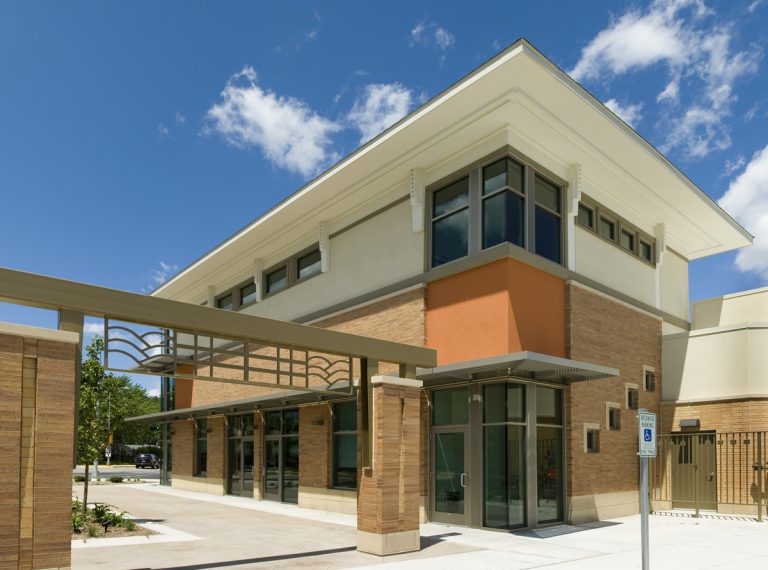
left=643, top=428, right=652, bottom=442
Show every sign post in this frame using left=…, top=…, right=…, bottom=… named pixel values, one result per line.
left=638, top=409, right=656, bottom=570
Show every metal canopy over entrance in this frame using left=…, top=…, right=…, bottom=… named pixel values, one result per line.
left=417, top=351, right=619, bottom=386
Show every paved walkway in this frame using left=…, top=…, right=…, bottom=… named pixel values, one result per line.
left=72, top=483, right=768, bottom=569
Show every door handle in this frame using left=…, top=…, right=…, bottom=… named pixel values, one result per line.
left=708, top=472, right=715, bottom=481
left=460, top=473, right=468, bottom=488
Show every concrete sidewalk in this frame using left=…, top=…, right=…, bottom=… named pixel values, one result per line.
left=72, top=483, right=767, bottom=569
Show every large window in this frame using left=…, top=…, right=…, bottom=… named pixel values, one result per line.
left=431, top=177, right=469, bottom=267
left=332, top=401, right=357, bottom=489
left=195, top=419, right=208, bottom=477
left=430, top=152, right=565, bottom=268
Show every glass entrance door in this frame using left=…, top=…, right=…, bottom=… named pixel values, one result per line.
left=262, top=409, right=299, bottom=504
left=264, top=438, right=281, bottom=501
left=227, top=415, right=254, bottom=498
left=432, top=428, right=469, bottom=524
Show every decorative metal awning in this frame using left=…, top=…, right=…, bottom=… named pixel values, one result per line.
left=104, top=318, right=354, bottom=394
left=417, top=351, right=619, bottom=387
left=126, top=384, right=353, bottom=423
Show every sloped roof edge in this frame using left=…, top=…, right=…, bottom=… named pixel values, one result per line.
left=153, top=38, right=751, bottom=297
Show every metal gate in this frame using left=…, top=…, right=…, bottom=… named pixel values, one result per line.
left=650, top=431, right=768, bottom=519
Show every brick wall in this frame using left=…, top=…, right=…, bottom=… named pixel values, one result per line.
left=0, top=328, right=77, bottom=570
left=661, top=399, right=768, bottom=433
left=299, top=405, right=330, bottom=489
left=187, top=288, right=426, bottom=407
left=566, top=282, right=662, bottom=499
left=172, top=420, right=193, bottom=479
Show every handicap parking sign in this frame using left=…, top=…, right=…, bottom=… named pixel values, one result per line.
left=639, top=412, right=656, bottom=457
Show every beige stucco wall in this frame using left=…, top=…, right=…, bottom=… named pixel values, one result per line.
left=659, top=250, right=689, bottom=322
left=240, top=198, right=423, bottom=322
left=693, top=286, right=768, bottom=329
left=663, top=326, right=768, bottom=402
left=573, top=227, right=656, bottom=310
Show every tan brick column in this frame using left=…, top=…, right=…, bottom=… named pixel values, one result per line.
left=357, top=375, right=423, bottom=556
left=0, top=323, right=78, bottom=570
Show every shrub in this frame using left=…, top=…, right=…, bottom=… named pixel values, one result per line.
left=85, top=523, right=98, bottom=538
left=122, top=518, right=136, bottom=531
left=108, top=476, right=123, bottom=483
left=73, top=475, right=86, bottom=483
left=91, top=503, right=110, bottom=522
left=72, top=512, right=84, bottom=533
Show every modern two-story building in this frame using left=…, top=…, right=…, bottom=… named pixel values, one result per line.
left=133, top=39, right=752, bottom=531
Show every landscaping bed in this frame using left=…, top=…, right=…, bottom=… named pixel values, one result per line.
left=71, top=500, right=156, bottom=541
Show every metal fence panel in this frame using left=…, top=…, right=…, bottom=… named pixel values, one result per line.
left=649, top=431, right=767, bottom=519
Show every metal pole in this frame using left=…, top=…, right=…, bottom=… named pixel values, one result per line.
left=758, top=432, right=763, bottom=523
left=640, top=455, right=650, bottom=570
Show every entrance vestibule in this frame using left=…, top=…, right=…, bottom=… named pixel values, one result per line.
left=429, top=380, right=564, bottom=530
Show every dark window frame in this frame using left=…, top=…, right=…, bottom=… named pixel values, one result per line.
left=427, top=147, right=567, bottom=270
left=608, top=406, right=621, bottom=431
left=262, top=244, right=323, bottom=300
left=644, top=369, right=656, bottom=392
left=194, top=419, right=208, bottom=477
left=627, top=387, right=639, bottom=410
left=331, top=400, right=358, bottom=490
left=578, top=194, right=656, bottom=267
left=586, top=428, right=600, bottom=453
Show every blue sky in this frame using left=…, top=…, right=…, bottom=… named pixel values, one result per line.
left=1, top=1, right=767, bottom=393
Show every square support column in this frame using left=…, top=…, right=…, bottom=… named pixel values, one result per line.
left=357, top=375, right=423, bottom=556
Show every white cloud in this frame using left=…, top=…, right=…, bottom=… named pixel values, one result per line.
left=146, top=387, right=161, bottom=397
left=570, top=0, right=761, bottom=159
left=604, top=98, right=644, bottom=127
left=175, top=112, right=186, bottom=124
left=347, top=83, right=414, bottom=143
left=718, top=145, right=768, bottom=281
left=142, top=261, right=178, bottom=293
left=410, top=20, right=455, bottom=58
left=748, top=0, right=763, bottom=13
left=744, top=103, right=759, bottom=122
left=722, top=155, right=746, bottom=177
left=657, top=80, right=679, bottom=103
left=83, top=322, right=104, bottom=336
left=206, top=66, right=341, bottom=176
left=157, top=123, right=170, bottom=137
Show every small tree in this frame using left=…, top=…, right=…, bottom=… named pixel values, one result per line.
left=77, top=337, right=112, bottom=513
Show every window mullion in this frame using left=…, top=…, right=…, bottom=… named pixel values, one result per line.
left=525, top=165, right=535, bottom=251
left=469, top=167, right=482, bottom=256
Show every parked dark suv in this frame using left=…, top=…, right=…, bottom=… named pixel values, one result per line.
left=135, top=453, right=160, bottom=469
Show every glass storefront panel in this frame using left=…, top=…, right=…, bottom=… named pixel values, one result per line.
left=537, top=426, right=563, bottom=523
left=536, top=386, right=562, bottom=425
left=483, top=424, right=526, bottom=529
left=484, top=383, right=525, bottom=423
left=282, top=435, right=299, bottom=504
left=433, top=388, right=468, bottom=426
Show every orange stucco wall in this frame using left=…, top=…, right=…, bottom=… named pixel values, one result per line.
left=426, top=258, right=566, bottom=365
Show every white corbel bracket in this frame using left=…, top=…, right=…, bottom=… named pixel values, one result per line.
left=319, top=221, right=330, bottom=272
left=253, top=259, right=263, bottom=302
left=654, top=223, right=667, bottom=267
left=409, top=168, right=425, bottom=233
left=567, top=162, right=582, bottom=215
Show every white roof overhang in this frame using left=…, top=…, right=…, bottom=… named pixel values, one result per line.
left=154, top=39, right=751, bottom=301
